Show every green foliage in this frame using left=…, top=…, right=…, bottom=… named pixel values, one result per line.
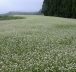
left=0, top=15, right=76, bottom=72
left=0, top=15, right=24, bottom=20
left=42, top=0, right=76, bottom=18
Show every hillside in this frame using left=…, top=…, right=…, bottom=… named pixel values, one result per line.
left=0, top=15, right=76, bottom=72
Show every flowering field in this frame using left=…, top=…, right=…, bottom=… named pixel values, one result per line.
left=0, top=15, right=76, bottom=72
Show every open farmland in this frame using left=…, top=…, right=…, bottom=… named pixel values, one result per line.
left=0, top=15, right=76, bottom=72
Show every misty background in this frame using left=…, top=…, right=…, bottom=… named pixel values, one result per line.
left=0, top=0, right=44, bottom=14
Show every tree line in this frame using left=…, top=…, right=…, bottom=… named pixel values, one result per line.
left=42, top=0, right=76, bottom=18
left=0, top=15, right=24, bottom=20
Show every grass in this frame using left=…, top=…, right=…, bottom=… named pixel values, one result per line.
left=0, top=15, right=76, bottom=72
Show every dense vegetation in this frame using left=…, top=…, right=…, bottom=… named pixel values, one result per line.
left=0, top=15, right=24, bottom=20
left=0, top=15, right=76, bottom=72
left=42, top=0, right=76, bottom=18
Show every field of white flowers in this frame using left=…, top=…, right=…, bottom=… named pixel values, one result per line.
left=0, top=15, right=76, bottom=72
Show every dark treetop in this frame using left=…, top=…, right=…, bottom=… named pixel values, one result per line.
left=42, top=0, right=76, bottom=18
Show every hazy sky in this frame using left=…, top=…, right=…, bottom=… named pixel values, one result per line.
left=0, top=0, right=44, bottom=13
